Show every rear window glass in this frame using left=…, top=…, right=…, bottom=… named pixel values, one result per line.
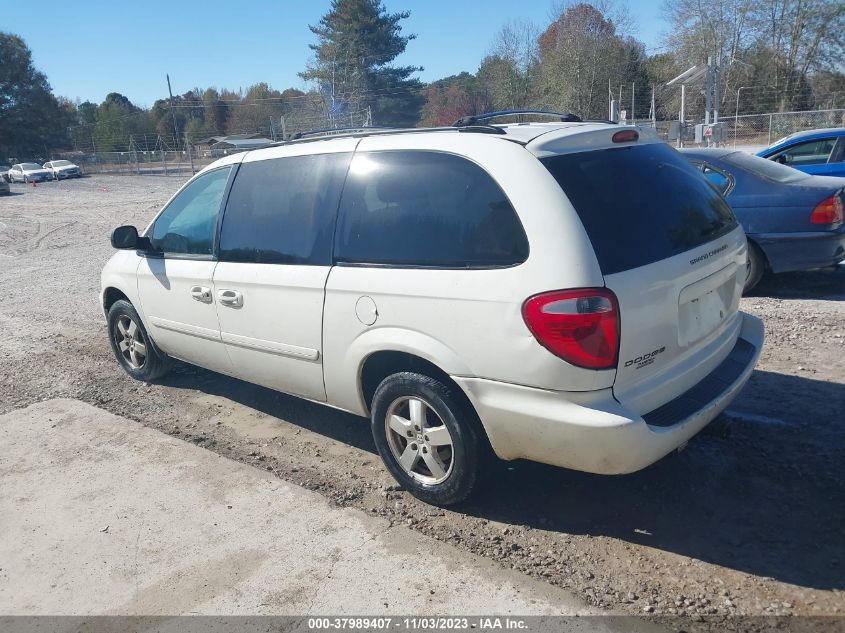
left=721, top=151, right=807, bottom=183
left=541, top=143, right=738, bottom=275
left=335, top=151, right=528, bottom=268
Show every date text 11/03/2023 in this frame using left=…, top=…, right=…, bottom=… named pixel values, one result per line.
left=307, top=617, right=529, bottom=630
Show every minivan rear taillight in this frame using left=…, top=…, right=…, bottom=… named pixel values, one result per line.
left=810, top=195, right=844, bottom=225
left=522, top=289, right=620, bottom=369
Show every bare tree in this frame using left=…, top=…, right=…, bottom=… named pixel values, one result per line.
left=477, top=20, right=540, bottom=111
left=535, top=1, right=644, bottom=119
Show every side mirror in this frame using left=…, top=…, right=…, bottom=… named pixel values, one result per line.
left=111, top=225, right=150, bottom=250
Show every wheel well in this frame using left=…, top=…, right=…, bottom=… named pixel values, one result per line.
left=747, top=238, right=770, bottom=270
left=359, top=351, right=492, bottom=451
left=103, top=287, right=129, bottom=312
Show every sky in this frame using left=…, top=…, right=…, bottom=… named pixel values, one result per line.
left=5, top=0, right=667, bottom=108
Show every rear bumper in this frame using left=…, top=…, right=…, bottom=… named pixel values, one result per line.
left=455, top=312, right=764, bottom=475
left=753, top=227, right=845, bottom=273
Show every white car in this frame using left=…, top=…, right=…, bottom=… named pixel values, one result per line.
left=101, top=117, right=764, bottom=505
left=43, top=159, right=82, bottom=179
left=8, top=163, right=51, bottom=183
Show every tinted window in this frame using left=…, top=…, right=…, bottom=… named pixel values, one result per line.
left=149, top=167, right=231, bottom=255
left=219, top=152, right=351, bottom=265
left=541, top=143, right=738, bottom=275
left=769, top=138, right=836, bottom=166
left=335, top=151, right=528, bottom=267
left=722, top=151, right=807, bottom=183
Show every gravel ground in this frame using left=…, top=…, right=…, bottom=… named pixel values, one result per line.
left=1, top=175, right=843, bottom=625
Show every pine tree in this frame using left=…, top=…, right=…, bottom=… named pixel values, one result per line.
left=300, top=0, right=423, bottom=127
left=0, top=32, right=72, bottom=159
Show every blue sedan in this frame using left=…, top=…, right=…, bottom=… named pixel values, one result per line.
left=757, top=127, right=845, bottom=177
left=682, top=148, right=845, bottom=292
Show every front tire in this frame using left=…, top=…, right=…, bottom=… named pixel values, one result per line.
left=107, top=299, right=172, bottom=381
left=371, top=372, right=479, bottom=506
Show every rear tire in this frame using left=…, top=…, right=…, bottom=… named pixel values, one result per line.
left=107, top=299, right=172, bottom=382
left=743, top=241, right=765, bottom=294
left=371, top=372, right=479, bottom=506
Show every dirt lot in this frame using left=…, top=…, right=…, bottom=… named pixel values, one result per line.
left=1, top=175, right=843, bottom=624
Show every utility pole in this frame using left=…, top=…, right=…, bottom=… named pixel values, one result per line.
left=619, top=85, right=623, bottom=122
left=166, top=74, right=179, bottom=147
left=631, top=82, right=635, bottom=125
left=185, top=134, right=195, bottom=175
left=705, top=56, right=712, bottom=125
left=734, top=86, right=749, bottom=146
left=714, top=54, right=721, bottom=123
left=679, top=84, right=686, bottom=148
left=650, top=84, right=656, bottom=127
left=269, top=117, right=277, bottom=142
left=280, top=116, right=287, bottom=141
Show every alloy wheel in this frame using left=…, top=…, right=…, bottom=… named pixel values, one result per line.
left=114, top=315, right=147, bottom=369
left=384, top=396, right=454, bottom=484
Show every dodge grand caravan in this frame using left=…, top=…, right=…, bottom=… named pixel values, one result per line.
left=101, top=118, right=764, bottom=505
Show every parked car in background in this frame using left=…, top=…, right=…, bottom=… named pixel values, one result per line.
left=683, top=148, right=845, bottom=291
left=0, top=176, right=9, bottom=194
left=8, top=163, right=51, bottom=183
left=101, top=119, right=763, bottom=506
left=757, top=128, right=845, bottom=177
left=43, top=160, right=82, bottom=180
left=0, top=165, right=11, bottom=182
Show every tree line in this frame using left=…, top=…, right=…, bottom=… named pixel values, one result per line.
left=2, top=0, right=844, bottom=158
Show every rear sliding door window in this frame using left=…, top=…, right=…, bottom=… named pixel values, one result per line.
left=219, top=152, right=351, bottom=265
left=335, top=151, right=528, bottom=267
left=541, top=143, right=738, bottom=275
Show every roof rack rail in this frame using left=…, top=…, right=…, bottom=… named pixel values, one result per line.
left=289, top=125, right=393, bottom=140
left=266, top=124, right=507, bottom=147
left=453, top=109, right=582, bottom=127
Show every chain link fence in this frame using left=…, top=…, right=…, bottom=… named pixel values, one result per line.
left=52, top=149, right=219, bottom=177
left=720, top=108, right=845, bottom=147
left=636, top=108, right=845, bottom=149
left=54, top=107, right=845, bottom=175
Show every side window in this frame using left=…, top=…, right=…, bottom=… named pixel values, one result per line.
left=702, top=164, right=731, bottom=195
left=770, top=138, right=836, bottom=166
left=149, top=167, right=231, bottom=255
left=219, top=152, right=351, bottom=265
left=335, top=151, right=529, bottom=267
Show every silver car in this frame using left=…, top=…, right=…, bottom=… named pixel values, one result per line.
left=8, top=163, right=51, bottom=183
left=44, top=160, right=82, bottom=180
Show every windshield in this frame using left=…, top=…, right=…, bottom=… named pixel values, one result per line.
left=20, top=163, right=42, bottom=170
left=52, top=160, right=73, bottom=167
left=721, top=151, right=807, bottom=183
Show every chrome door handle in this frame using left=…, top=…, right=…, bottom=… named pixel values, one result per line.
left=190, top=286, right=212, bottom=303
left=217, top=289, right=243, bottom=307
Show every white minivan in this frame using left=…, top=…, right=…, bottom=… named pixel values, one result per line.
left=101, top=118, right=764, bottom=505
